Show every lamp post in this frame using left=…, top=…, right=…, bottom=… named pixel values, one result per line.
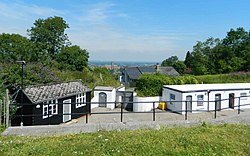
left=16, top=61, right=26, bottom=90
left=16, top=60, right=26, bottom=126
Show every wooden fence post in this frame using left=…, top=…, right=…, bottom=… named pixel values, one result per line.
left=0, top=99, right=2, bottom=125
left=3, top=97, right=6, bottom=126
left=6, top=89, right=10, bottom=127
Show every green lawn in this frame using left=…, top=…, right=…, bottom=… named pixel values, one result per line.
left=195, top=73, right=250, bottom=84
left=0, top=124, right=250, bottom=155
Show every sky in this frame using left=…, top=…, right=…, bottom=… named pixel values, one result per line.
left=0, top=0, right=250, bottom=62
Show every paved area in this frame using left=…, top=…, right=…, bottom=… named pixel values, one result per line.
left=76, top=107, right=244, bottom=124
left=2, top=108, right=250, bottom=136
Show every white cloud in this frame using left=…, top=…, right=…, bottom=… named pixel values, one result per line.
left=0, top=1, right=196, bottom=61
left=0, top=1, right=64, bottom=35
left=66, top=2, right=177, bottom=61
left=0, top=1, right=63, bottom=20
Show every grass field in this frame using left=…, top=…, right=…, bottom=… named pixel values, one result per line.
left=0, top=124, right=250, bottom=155
left=195, top=72, right=250, bottom=84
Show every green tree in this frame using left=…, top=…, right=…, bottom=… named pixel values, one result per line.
left=221, top=27, right=249, bottom=71
left=27, top=16, right=70, bottom=58
left=184, top=51, right=192, bottom=68
left=0, top=33, right=39, bottom=63
left=161, top=56, right=179, bottom=66
left=172, top=61, right=186, bottom=75
left=56, top=45, right=89, bottom=71
left=136, top=74, right=199, bottom=96
left=136, top=74, right=174, bottom=96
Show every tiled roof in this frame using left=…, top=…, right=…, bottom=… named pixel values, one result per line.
left=157, top=67, right=180, bottom=76
left=125, top=67, right=142, bottom=80
left=125, top=66, right=179, bottom=80
left=23, top=80, right=90, bottom=103
left=138, top=66, right=156, bottom=73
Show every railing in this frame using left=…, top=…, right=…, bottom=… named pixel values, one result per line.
left=5, top=95, right=250, bottom=126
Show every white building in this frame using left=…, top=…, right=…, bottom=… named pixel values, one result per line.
left=91, top=86, right=125, bottom=109
left=162, top=83, right=250, bottom=114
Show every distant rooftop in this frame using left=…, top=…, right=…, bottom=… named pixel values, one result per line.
left=124, top=66, right=179, bottom=80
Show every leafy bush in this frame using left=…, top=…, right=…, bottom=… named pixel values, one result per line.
left=136, top=74, right=198, bottom=96
left=54, top=67, right=120, bottom=89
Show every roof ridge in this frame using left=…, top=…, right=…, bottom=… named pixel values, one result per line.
left=137, top=66, right=143, bottom=74
left=25, top=79, right=83, bottom=89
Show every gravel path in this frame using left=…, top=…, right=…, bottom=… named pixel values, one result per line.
left=2, top=108, right=250, bottom=136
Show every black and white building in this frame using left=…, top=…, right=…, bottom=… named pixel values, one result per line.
left=11, top=80, right=91, bottom=126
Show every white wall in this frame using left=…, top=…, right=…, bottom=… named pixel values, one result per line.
left=91, top=85, right=126, bottom=110
left=91, top=96, right=99, bottom=109
left=182, top=92, right=208, bottom=113
left=133, top=96, right=161, bottom=112
left=208, top=90, right=250, bottom=110
left=162, top=87, right=250, bottom=114
left=162, top=88, right=183, bottom=114
left=91, top=88, right=116, bottom=109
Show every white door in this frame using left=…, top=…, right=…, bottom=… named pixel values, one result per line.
left=63, top=99, right=71, bottom=122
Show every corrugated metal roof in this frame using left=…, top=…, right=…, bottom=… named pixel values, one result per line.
left=23, top=80, right=90, bottom=103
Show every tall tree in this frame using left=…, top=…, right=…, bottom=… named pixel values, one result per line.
left=56, top=45, right=89, bottom=71
left=0, top=33, right=39, bottom=63
left=184, top=51, right=192, bottom=68
left=161, top=56, right=179, bottom=66
left=27, top=16, right=70, bottom=58
left=172, top=61, right=186, bottom=75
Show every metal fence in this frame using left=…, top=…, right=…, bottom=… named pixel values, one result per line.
left=2, top=95, right=250, bottom=127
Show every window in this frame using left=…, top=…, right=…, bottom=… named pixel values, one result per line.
left=197, top=95, right=204, bottom=106
left=43, top=100, right=58, bottom=119
left=76, top=93, right=86, bottom=108
left=240, top=93, right=247, bottom=100
left=170, top=94, right=175, bottom=104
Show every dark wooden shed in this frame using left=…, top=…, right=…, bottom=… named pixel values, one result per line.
left=11, top=80, right=91, bottom=126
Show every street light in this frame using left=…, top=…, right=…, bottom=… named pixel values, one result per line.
left=16, top=60, right=26, bottom=126
left=16, top=61, right=26, bottom=90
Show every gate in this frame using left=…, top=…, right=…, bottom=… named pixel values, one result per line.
left=117, top=91, right=133, bottom=111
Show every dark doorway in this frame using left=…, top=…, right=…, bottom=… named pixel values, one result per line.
left=215, top=94, right=221, bottom=111
left=229, top=93, right=235, bottom=109
left=99, top=92, right=107, bottom=107
left=116, top=91, right=134, bottom=111
left=186, top=96, right=192, bottom=113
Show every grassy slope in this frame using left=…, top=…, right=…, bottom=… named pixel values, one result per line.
left=1, top=124, right=250, bottom=155
left=195, top=72, right=250, bottom=84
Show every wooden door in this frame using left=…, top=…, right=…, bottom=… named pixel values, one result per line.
left=63, top=99, right=71, bottom=122
left=99, top=92, right=107, bottom=107
left=229, top=93, right=235, bottom=109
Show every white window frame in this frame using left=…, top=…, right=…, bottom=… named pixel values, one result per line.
left=43, top=99, right=58, bottom=119
left=76, top=93, right=86, bottom=108
left=170, top=94, right=175, bottom=104
left=240, top=93, right=247, bottom=100
left=197, top=95, right=204, bottom=106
